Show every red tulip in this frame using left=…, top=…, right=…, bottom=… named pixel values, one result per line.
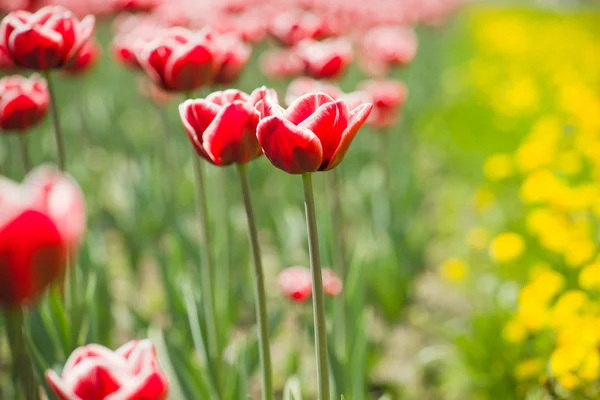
left=180, top=87, right=276, bottom=166
left=256, top=92, right=372, bottom=174
left=22, top=164, right=87, bottom=251
left=285, top=77, right=343, bottom=106
left=278, top=266, right=343, bottom=302
left=359, top=25, right=417, bottom=76
left=111, top=0, right=160, bottom=13
left=296, top=37, right=353, bottom=80
left=0, top=205, right=65, bottom=306
left=0, top=5, right=95, bottom=70
left=269, top=9, right=329, bottom=47
left=213, top=33, right=251, bottom=85
left=0, top=74, right=49, bottom=132
left=137, top=27, right=218, bottom=92
left=112, top=20, right=159, bottom=70
left=63, top=38, right=100, bottom=75
left=278, top=266, right=312, bottom=302
left=259, top=47, right=304, bottom=80
left=46, top=339, right=169, bottom=400
left=359, top=79, right=408, bottom=128
left=322, top=268, right=343, bottom=296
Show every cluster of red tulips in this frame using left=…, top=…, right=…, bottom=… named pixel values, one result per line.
left=0, top=0, right=458, bottom=398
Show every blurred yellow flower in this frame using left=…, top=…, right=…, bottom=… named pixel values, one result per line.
left=503, top=319, right=527, bottom=343
left=489, top=232, right=525, bottom=263
left=519, top=170, right=561, bottom=204
left=467, top=227, right=490, bottom=250
left=550, top=345, right=586, bottom=377
left=579, top=262, right=600, bottom=291
left=484, top=153, right=513, bottom=181
left=558, top=373, right=580, bottom=391
left=557, top=150, right=583, bottom=175
left=515, top=358, right=545, bottom=380
left=550, top=291, right=588, bottom=328
left=564, top=239, right=596, bottom=267
left=440, top=258, right=468, bottom=282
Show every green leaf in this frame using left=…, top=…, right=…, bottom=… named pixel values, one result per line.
left=22, top=323, right=59, bottom=400
left=283, top=376, right=303, bottom=400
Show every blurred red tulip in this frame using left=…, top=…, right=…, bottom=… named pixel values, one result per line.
left=23, top=164, right=87, bottom=251
left=359, top=79, right=408, bottom=128
left=278, top=266, right=343, bottom=302
left=0, top=206, right=65, bottom=306
left=278, top=266, right=312, bottom=302
left=112, top=19, right=160, bottom=70
left=259, top=47, right=304, bottom=80
left=180, top=87, right=276, bottom=166
left=0, top=5, right=95, bottom=70
left=285, top=77, right=342, bottom=106
left=137, top=27, right=218, bottom=92
left=296, top=37, right=352, bottom=80
left=322, top=268, right=343, bottom=296
left=213, top=34, right=251, bottom=85
left=63, top=38, right=100, bottom=75
left=269, top=9, right=329, bottom=47
left=0, top=74, right=49, bottom=132
left=359, top=25, right=417, bottom=76
left=111, top=0, right=160, bottom=13
left=46, top=339, right=169, bottom=400
left=256, top=92, right=372, bottom=174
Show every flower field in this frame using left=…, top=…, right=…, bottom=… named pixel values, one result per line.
left=1, top=1, right=599, bottom=399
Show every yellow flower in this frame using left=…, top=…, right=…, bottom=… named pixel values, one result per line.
left=550, top=345, right=586, bottom=377
left=558, top=373, right=580, bottom=391
left=529, top=269, right=564, bottom=302
left=440, top=258, right=468, bottom=282
left=517, top=301, right=548, bottom=332
left=579, top=262, right=600, bottom=291
left=484, top=153, right=513, bottom=181
left=503, top=319, right=527, bottom=343
left=515, top=358, right=545, bottom=380
left=519, top=170, right=561, bottom=204
left=467, top=227, right=490, bottom=250
left=489, top=232, right=525, bottom=263
left=557, top=150, right=583, bottom=175
left=579, top=350, right=600, bottom=382
left=564, top=239, right=596, bottom=267
left=551, top=291, right=588, bottom=328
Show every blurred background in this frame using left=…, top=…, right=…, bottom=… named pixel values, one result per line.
left=1, top=0, right=600, bottom=399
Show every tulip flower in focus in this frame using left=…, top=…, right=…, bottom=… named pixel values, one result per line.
left=296, top=37, right=353, bottom=80
left=213, top=34, right=251, bottom=85
left=180, top=87, right=277, bottom=166
left=0, top=5, right=95, bottom=70
left=0, top=74, right=49, bottom=132
left=278, top=266, right=343, bottom=302
left=259, top=47, right=305, bottom=80
left=269, top=9, right=329, bottom=47
left=46, top=339, right=169, bottom=400
left=256, top=92, right=372, bottom=174
left=64, top=38, right=100, bottom=75
left=359, top=79, right=408, bottom=129
left=359, top=25, right=418, bottom=76
left=137, top=27, right=218, bottom=92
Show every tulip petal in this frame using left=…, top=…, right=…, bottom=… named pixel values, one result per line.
left=206, top=89, right=249, bottom=106
left=45, top=13, right=76, bottom=60
left=164, top=42, right=215, bottom=91
left=66, top=359, right=125, bottom=400
left=62, top=344, right=126, bottom=375
left=179, top=99, right=220, bottom=162
left=203, top=102, right=261, bottom=165
left=45, top=370, right=81, bottom=400
left=325, top=103, right=373, bottom=170
left=257, top=116, right=322, bottom=174
left=255, top=92, right=284, bottom=119
left=8, top=25, right=64, bottom=69
left=298, top=101, right=347, bottom=167
left=140, top=45, right=173, bottom=88
left=284, top=92, right=336, bottom=125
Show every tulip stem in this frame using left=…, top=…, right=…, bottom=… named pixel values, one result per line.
left=301, top=172, right=330, bottom=400
left=4, top=308, right=39, bottom=400
left=237, top=163, right=273, bottom=400
left=43, top=71, right=66, bottom=171
left=191, top=155, right=222, bottom=395
left=18, top=134, right=31, bottom=172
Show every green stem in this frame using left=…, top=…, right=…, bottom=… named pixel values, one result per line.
left=192, top=155, right=222, bottom=396
left=329, top=169, right=347, bottom=361
left=43, top=71, right=66, bottom=171
left=4, top=308, right=38, bottom=400
left=237, top=163, right=273, bottom=400
left=301, top=172, right=330, bottom=400
left=18, top=134, right=31, bottom=172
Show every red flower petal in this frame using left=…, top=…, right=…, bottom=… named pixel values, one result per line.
left=284, top=92, right=335, bottom=125
left=206, top=89, right=249, bottom=106
left=257, top=116, right=322, bottom=174
left=8, top=26, right=64, bottom=69
left=164, top=43, right=215, bottom=91
left=203, top=102, right=261, bottom=165
left=297, top=101, right=345, bottom=167
left=45, top=370, right=78, bottom=400
left=68, top=359, right=124, bottom=400
left=179, top=99, right=220, bottom=162
left=45, top=13, right=76, bottom=61
left=0, top=91, right=45, bottom=131
left=326, top=103, right=373, bottom=170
